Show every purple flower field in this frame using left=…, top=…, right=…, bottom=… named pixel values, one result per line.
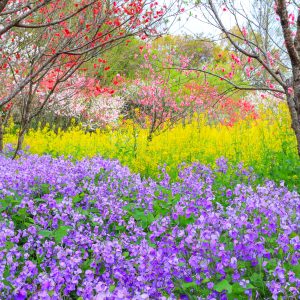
left=0, top=154, right=300, bottom=299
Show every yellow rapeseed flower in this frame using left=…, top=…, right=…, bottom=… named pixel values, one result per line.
left=4, top=103, right=297, bottom=177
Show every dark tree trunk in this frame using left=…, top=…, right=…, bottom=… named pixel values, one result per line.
left=288, top=94, right=300, bottom=156
left=286, top=92, right=300, bottom=155
left=289, top=65, right=300, bottom=157
left=12, top=126, right=27, bottom=159
left=286, top=93, right=300, bottom=156
left=12, top=90, right=32, bottom=159
left=0, top=114, right=3, bottom=153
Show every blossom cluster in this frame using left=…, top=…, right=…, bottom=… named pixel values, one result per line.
left=0, top=154, right=299, bottom=299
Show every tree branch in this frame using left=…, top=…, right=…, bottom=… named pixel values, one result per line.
left=0, top=0, right=51, bottom=36
left=15, top=1, right=97, bottom=29
left=276, top=0, right=300, bottom=66
left=165, top=66, right=284, bottom=94
left=207, top=0, right=286, bottom=88
left=0, top=0, right=9, bottom=14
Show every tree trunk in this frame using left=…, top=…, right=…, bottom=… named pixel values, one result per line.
left=12, top=127, right=26, bottom=159
left=289, top=65, right=300, bottom=157
left=12, top=86, right=34, bottom=159
left=293, top=94, right=300, bottom=157
left=0, top=114, right=3, bottom=153
left=286, top=92, right=300, bottom=157
left=293, top=119, right=300, bottom=156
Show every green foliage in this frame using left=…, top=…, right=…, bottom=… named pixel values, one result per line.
left=38, top=225, right=71, bottom=243
left=85, top=37, right=145, bottom=85
left=214, top=279, right=232, bottom=293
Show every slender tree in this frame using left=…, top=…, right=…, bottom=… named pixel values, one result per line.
left=189, top=0, right=300, bottom=156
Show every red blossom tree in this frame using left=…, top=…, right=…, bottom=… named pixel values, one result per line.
left=0, top=0, right=182, bottom=153
left=184, top=83, right=258, bottom=126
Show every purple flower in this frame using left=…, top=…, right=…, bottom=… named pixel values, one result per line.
left=0, top=154, right=299, bottom=299
left=216, top=157, right=228, bottom=173
left=226, top=189, right=232, bottom=198
left=207, top=282, right=214, bottom=289
left=14, top=289, right=27, bottom=300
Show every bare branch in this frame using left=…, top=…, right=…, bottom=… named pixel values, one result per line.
left=207, top=0, right=286, bottom=88
left=167, top=66, right=284, bottom=94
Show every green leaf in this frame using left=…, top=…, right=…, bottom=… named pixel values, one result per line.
left=214, top=279, right=232, bottom=294
left=246, top=283, right=256, bottom=289
left=73, top=193, right=85, bottom=204
left=76, top=207, right=89, bottom=216
left=3, top=265, right=10, bottom=278
left=148, top=241, right=156, bottom=248
left=231, top=282, right=245, bottom=294
left=81, top=259, right=91, bottom=271
left=89, top=208, right=100, bottom=214
left=17, top=207, right=28, bottom=216
left=5, top=241, right=14, bottom=250
left=250, top=272, right=263, bottom=282
left=123, top=203, right=134, bottom=211
left=35, top=198, right=46, bottom=203
left=291, top=263, right=300, bottom=278
left=158, top=186, right=172, bottom=196
left=25, top=218, right=34, bottom=226
left=99, top=264, right=106, bottom=275
left=201, top=278, right=209, bottom=284
left=54, top=226, right=71, bottom=243
left=132, top=209, right=146, bottom=220
left=94, top=172, right=101, bottom=186
left=0, top=200, right=10, bottom=212
left=265, top=259, right=277, bottom=271
left=2, top=279, right=14, bottom=289
left=36, top=254, right=45, bottom=265
left=153, top=200, right=170, bottom=216
left=181, top=281, right=197, bottom=289
left=41, top=183, right=50, bottom=194
left=109, top=285, right=116, bottom=292
left=140, top=213, right=155, bottom=229
left=0, top=195, right=21, bottom=211
left=38, top=230, right=53, bottom=238
left=55, top=193, right=64, bottom=203
left=178, top=215, right=195, bottom=227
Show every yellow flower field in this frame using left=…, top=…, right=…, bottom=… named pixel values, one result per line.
left=4, top=103, right=298, bottom=179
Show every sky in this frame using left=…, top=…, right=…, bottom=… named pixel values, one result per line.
left=168, top=1, right=252, bottom=37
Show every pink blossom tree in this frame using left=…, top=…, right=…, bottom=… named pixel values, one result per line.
left=120, top=46, right=202, bottom=141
